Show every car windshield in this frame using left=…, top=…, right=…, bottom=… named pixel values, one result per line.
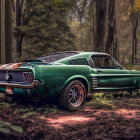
left=36, top=52, right=78, bottom=63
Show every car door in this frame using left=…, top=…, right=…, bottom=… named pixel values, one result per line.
left=91, top=55, right=130, bottom=89
left=129, top=70, right=140, bottom=88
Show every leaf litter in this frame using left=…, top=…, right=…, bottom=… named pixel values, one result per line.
left=0, top=93, right=140, bottom=139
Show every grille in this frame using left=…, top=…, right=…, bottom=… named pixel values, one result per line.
left=23, top=72, right=34, bottom=83
left=69, top=58, right=89, bottom=65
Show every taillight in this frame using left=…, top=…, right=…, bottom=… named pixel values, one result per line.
left=23, top=72, right=34, bottom=82
left=13, top=63, right=22, bottom=68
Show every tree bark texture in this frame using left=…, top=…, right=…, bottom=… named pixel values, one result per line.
left=94, top=0, right=116, bottom=57
left=131, top=12, right=138, bottom=65
left=16, top=0, right=21, bottom=58
left=94, top=0, right=107, bottom=52
left=105, top=0, right=116, bottom=56
left=5, top=0, right=13, bottom=63
left=16, top=0, right=24, bottom=59
left=0, top=0, right=1, bottom=63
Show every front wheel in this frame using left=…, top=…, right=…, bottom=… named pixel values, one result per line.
left=59, top=80, right=86, bottom=111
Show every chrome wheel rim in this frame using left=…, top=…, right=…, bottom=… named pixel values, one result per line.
left=68, top=84, right=84, bottom=107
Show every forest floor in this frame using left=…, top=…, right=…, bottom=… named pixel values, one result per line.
left=0, top=92, right=140, bottom=140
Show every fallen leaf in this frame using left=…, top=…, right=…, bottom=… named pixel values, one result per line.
left=0, top=127, right=10, bottom=134
left=10, top=125, right=23, bottom=133
left=22, top=111, right=37, bottom=118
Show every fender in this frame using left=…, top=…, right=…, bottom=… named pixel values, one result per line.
left=60, top=75, right=89, bottom=94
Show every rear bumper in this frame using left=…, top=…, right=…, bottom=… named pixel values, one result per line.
left=0, top=80, right=39, bottom=89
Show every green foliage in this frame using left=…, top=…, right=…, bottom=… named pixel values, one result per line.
left=10, top=125, right=23, bottom=133
left=0, top=93, right=5, bottom=101
left=0, top=128, right=10, bottom=134
left=134, top=0, right=140, bottom=11
left=87, top=92, right=115, bottom=110
left=0, top=121, right=11, bottom=126
left=15, top=0, right=75, bottom=60
left=22, top=111, right=37, bottom=118
left=0, top=121, right=23, bottom=134
left=14, top=108, right=32, bottom=113
left=86, top=91, right=140, bottom=110
left=122, top=64, right=136, bottom=70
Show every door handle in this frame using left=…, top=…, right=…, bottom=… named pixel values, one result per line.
left=97, top=70, right=102, bottom=73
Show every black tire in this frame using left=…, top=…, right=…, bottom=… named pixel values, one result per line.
left=59, top=80, right=86, bottom=111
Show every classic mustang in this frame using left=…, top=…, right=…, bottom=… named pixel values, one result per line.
left=0, top=51, right=140, bottom=111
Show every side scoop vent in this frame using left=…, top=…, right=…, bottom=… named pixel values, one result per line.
left=69, top=58, right=89, bottom=65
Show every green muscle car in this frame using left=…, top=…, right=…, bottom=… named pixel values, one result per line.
left=0, top=51, right=140, bottom=111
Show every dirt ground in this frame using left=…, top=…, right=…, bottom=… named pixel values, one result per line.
left=0, top=94, right=140, bottom=140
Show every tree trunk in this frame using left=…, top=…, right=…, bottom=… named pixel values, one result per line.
left=113, top=37, right=118, bottom=60
left=130, top=0, right=138, bottom=65
left=0, top=0, right=1, bottom=63
left=16, top=0, right=24, bottom=60
left=94, top=0, right=116, bottom=56
left=16, top=0, right=21, bottom=59
left=105, top=0, right=116, bottom=56
left=5, top=0, right=13, bottom=63
left=94, top=0, right=107, bottom=52
left=131, top=12, right=138, bottom=65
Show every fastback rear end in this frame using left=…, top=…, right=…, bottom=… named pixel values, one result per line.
left=0, top=63, right=39, bottom=97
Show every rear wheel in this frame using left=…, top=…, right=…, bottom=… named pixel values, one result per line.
left=59, top=80, right=86, bottom=111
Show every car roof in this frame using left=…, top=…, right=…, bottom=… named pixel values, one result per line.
left=41, top=51, right=110, bottom=57
left=37, top=51, right=110, bottom=64
left=77, top=51, right=110, bottom=56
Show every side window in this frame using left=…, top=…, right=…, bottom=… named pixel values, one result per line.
left=92, top=56, right=117, bottom=69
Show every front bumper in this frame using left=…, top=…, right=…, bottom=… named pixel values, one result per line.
left=0, top=80, right=39, bottom=89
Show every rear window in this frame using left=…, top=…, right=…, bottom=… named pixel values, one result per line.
left=36, top=52, right=78, bottom=63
